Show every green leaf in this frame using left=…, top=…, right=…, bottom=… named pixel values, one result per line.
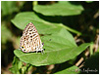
left=9, top=56, right=32, bottom=74
left=89, top=42, right=94, bottom=56
left=11, top=12, right=81, bottom=35
left=9, top=56, right=22, bottom=74
left=14, top=28, right=90, bottom=66
left=11, top=12, right=62, bottom=34
left=55, top=66, right=80, bottom=74
left=86, top=1, right=93, bottom=3
left=33, top=1, right=84, bottom=16
left=1, top=1, right=19, bottom=16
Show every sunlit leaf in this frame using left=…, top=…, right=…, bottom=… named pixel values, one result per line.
left=55, top=65, right=80, bottom=74
left=14, top=28, right=90, bottom=66
left=33, top=1, right=84, bottom=16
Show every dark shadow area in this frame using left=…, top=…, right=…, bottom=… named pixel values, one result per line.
left=10, top=22, right=22, bottom=36
left=32, top=66, right=47, bottom=74
left=34, top=11, right=62, bottom=23
left=21, top=1, right=33, bottom=11
left=69, top=1, right=83, bottom=5
left=1, top=40, right=15, bottom=67
left=80, top=52, right=99, bottom=74
left=51, top=60, right=75, bottom=74
left=38, top=1, right=58, bottom=5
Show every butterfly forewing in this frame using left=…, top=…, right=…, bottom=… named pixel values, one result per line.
left=20, top=22, right=43, bottom=53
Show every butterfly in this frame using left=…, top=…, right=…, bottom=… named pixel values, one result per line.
left=19, top=22, right=44, bottom=53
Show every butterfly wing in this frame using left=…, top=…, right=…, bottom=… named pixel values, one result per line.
left=20, top=22, right=43, bottom=53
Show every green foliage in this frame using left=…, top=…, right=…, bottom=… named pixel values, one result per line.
left=11, top=12, right=61, bottom=34
left=1, top=1, right=19, bottom=16
left=1, top=1, right=98, bottom=74
left=10, top=1, right=91, bottom=74
left=89, top=42, right=94, bottom=56
left=86, top=1, right=93, bottom=3
left=1, top=22, right=12, bottom=44
left=14, top=28, right=90, bottom=66
left=9, top=56, right=22, bottom=74
left=9, top=56, right=32, bottom=74
left=55, top=66, right=80, bottom=74
left=11, top=12, right=81, bottom=35
left=34, top=1, right=84, bottom=16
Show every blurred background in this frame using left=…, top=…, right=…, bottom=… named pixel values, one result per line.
left=1, top=1, right=99, bottom=74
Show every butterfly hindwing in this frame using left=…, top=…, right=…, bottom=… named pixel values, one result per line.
left=20, top=22, right=43, bottom=53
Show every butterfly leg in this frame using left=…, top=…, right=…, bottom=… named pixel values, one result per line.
left=41, top=49, right=45, bottom=55
left=18, top=47, right=22, bottom=50
left=36, top=51, right=38, bottom=54
left=41, top=50, right=43, bottom=55
left=18, top=49, right=21, bottom=50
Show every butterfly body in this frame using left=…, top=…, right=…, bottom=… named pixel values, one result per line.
left=20, top=22, right=44, bottom=53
